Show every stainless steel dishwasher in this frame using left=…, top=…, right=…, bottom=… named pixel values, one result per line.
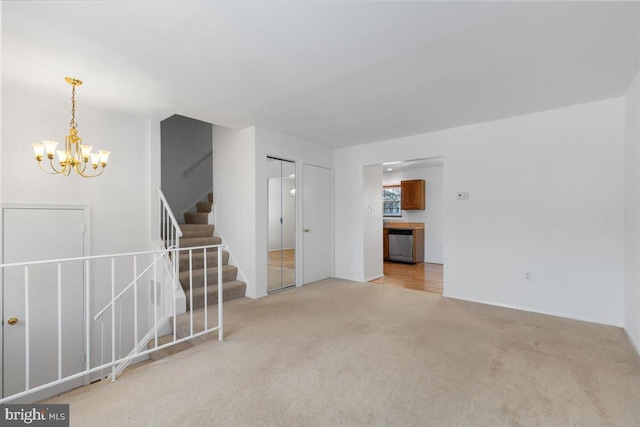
left=388, top=229, right=414, bottom=262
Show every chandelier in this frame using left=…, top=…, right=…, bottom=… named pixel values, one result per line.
left=32, top=77, right=110, bottom=178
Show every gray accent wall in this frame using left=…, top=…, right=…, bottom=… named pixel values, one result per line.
left=161, top=115, right=213, bottom=219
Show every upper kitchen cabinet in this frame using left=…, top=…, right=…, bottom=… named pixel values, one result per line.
left=401, top=179, right=425, bottom=210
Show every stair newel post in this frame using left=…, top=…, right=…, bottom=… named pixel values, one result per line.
left=173, top=225, right=179, bottom=344
left=204, top=247, right=208, bottom=330
left=189, top=249, right=194, bottom=336
left=218, top=246, right=223, bottom=341
left=133, top=256, right=138, bottom=355
left=111, top=257, right=116, bottom=382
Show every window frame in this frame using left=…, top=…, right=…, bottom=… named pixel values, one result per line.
left=382, top=184, right=403, bottom=218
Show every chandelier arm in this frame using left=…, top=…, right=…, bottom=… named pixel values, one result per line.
left=38, top=161, right=62, bottom=175
left=76, top=161, right=87, bottom=175
left=41, top=158, right=68, bottom=175
left=78, top=166, right=104, bottom=179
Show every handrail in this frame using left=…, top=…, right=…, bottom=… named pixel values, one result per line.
left=156, top=186, right=183, bottom=238
left=181, top=150, right=212, bottom=178
left=94, top=252, right=167, bottom=321
left=0, top=246, right=175, bottom=269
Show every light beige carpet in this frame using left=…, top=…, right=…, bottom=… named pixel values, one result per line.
left=46, top=279, right=640, bottom=426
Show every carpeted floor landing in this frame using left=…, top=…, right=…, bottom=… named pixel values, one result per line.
left=46, top=279, right=640, bottom=426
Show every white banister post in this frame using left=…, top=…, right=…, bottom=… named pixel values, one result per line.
left=24, top=267, right=30, bottom=391
left=111, top=258, right=116, bottom=382
left=204, top=247, right=208, bottom=330
left=218, top=247, right=223, bottom=341
left=85, top=260, right=91, bottom=373
left=57, top=263, right=63, bottom=381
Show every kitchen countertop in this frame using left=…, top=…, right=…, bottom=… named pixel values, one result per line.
left=383, top=222, right=424, bottom=230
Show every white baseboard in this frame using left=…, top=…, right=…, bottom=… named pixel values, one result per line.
left=442, top=293, right=623, bottom=328
left=365, top=274, right=384, bottom=282
left=625, top=328, right=640, bottom=356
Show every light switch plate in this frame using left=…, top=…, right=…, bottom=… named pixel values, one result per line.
left=457, top=192, right=469, bottom=200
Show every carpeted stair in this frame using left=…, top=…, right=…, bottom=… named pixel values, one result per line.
left=148, top=192, right=246, bottom=360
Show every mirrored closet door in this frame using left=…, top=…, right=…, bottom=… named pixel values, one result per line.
left=267, top=157, right=296, bottom=292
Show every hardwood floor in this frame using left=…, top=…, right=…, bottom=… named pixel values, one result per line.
left=268, top=249, right=295, bottom=269
left=370, top=261, right=443, bottom=294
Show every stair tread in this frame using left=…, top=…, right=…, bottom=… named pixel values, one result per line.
left=179, top=265, right=238, bottom=293
left=184, top=280, right=245, bottom=297
left=179, top=250, right=229, bottom=270
left=177, top=287, right=247, bottom=337
left=178, top=249, right=226, bottom=260
left=184, top=280, right=246, bottom=310
left=179, top=224, right=214, bottom=238
left=184, top=212, right=209, bottom=224
left=196, top=202, right=212, bottom=213
left=180, top=236, right=222, bottom=248
left=180, top=264, right=236, bottom=276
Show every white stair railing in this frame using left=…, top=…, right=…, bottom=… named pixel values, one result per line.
left=158, top=185, right=183, bottom=251
left=0, top=245, right=225, bottom=404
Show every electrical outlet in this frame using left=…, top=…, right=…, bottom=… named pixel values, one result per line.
left=456, top=192, right=469, bottom=200
left=524, top=272, right=533, bottom=281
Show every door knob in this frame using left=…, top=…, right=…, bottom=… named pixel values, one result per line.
left=7, top=317, right=18, bottom=326
left=304, top=228, right=310, bottom=233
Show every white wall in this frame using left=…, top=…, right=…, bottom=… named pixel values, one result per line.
left=161, top=115, right=212, bottom=219
left=1, top=81, right=156, bottom=376
left=254, top=127, right=333, bottom=298
left=336, top=98, right=625, bottom=326
left=212, top=125, right=256, bottom=296
left=383, top=166, right=444, bottom=263
left=624, top=68, right=640, bottom=352
left=445, top=98, right=624, bottom=326
left=363, top=165, right=383, bottom=281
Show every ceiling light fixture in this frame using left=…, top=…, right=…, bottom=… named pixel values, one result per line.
left=32, top=77, right=110, bottom=178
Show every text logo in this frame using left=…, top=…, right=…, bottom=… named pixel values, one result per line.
left=0, top=405, right=69, bottom=426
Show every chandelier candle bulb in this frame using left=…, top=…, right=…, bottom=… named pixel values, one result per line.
left=80, top=144, right=93, bottom=161
left=32, top=77, right=110, bottom=178
left=57, top=150, right=68, bottom=165
left=43, top=140, right=58, bottom=157
left=32, top=143, right=45, bottom=161
left=98, top=150, right=110, bottom=167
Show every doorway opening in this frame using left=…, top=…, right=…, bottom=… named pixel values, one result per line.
left=267, top=156, right=296, bottom=293
left=370, top=157, right=444, bottom=295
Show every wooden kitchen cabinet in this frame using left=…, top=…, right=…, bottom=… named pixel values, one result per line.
left=412, top=228, right=425, bottom=263
left=401, top=179, right=425, bottom=210
left=383, top=228, right=389, bottom=260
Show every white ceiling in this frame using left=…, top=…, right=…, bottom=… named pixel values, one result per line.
left=3, top=2, right=639, bottom=148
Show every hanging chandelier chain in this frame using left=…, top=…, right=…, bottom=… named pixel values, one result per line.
left=70, top=84, right=77, bottom=129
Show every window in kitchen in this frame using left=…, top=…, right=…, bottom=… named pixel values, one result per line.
left=383, top=185, right=402, bottom=217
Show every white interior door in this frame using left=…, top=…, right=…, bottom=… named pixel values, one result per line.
left=303, top=164, right=332, bottom=284
left=2, top=208, right=85, bottom=402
